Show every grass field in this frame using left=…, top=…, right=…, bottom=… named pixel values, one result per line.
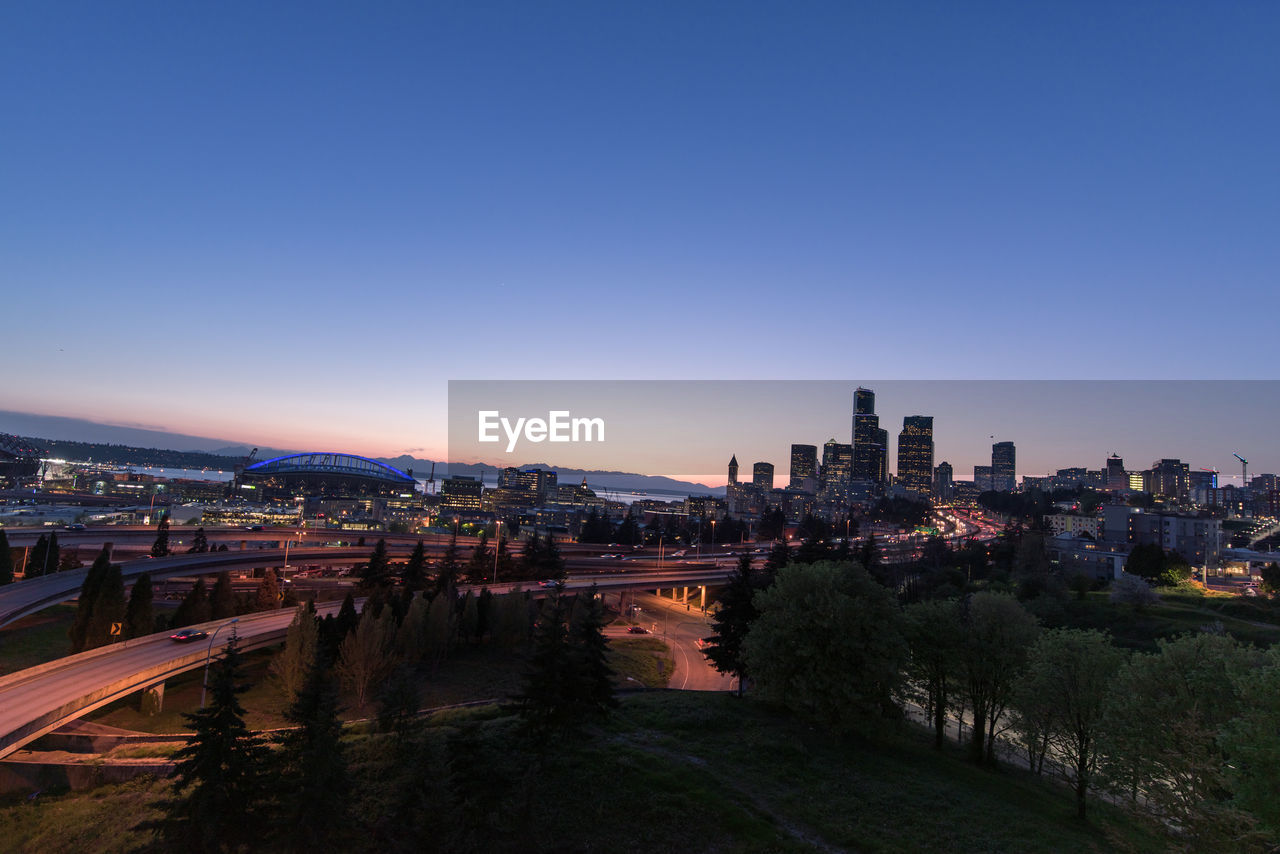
left=1047, top=589, right=1280, bottom=651
left=0, top=605, right=78, bottom=675
left=0, top=691, right=1172, bottom=853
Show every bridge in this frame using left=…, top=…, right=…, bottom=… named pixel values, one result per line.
left=0, top=568, right=733, bottom=760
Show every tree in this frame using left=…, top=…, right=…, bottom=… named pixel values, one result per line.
left=69, top=546, right=112, bottom=652
left=1101, top=633, right=1259, bottom=844
left=958, top=592, right=1039, bottom=764
left=270, top=604, right=320, bottom=705
left=188, top=527, right=209, bottom=553
left=151, top=516, right=171, bottom=558
left=403, top=540, right=429, bottom=592
left=424, top=589, right=456, bottom=669
left=515, top=587, right=574, bottom=735
left=336, top=607, right=395, bottom=713
left=1110, top=573, right=1159, bottom=610
left=171, top=578, right=212, bottom=629
left=84, top=562, right=126, bottom=649
left=0, top=529, right=14, bottom=586
left=757, top=508, right=786, bottom=541
left=466, top=530, right=491, bottom=583
left=903, top=598, right=965, bottom=749
left=1258, top=562, right=1280, bottom=596
left=254, top=568, right=281, bottom=611
left=744, top=561, right=907, bottom=729
left=1012, top=629, right=1124, bottom=818
left=541, top=534, right=566, bottom=581
left=436, top=530, right=462, bottom=595
left=1222, top=646, right=1280, bottom=835
left=274, top=645, right=351, bottom=852
left=359, top=538, right=392, bottom=589
left=209, top=571, right=236, bottom=620
left=567, top=585, right=616, bottom=721
left=1123, top=542, right=1165, bottom=582
left=29, top=533, right=58, bottom=578
left=123, top=572, right=154, bottom=640
left=703, top=554, right=759, bottom=696
left=156, top=635, right=268, bottom=852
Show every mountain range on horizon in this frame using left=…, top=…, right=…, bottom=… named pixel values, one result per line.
left=0, top=410, right=724, bottom=497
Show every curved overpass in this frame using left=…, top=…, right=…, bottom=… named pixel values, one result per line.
left=0, top=568, right=735, bottom=760
left=0, top=546, right=415, bottom=629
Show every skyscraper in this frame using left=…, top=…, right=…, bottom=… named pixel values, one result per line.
left=753, top=462, right=774, bottom=491
left=992, top=441, right=1016, bottom=492
left=852, top=387, right=887, bottom=489
left=728, top=454, right=738, bottom=485
left=1105, top=455, right=1127, bottom=491
left=933, top=461, right=954, bottom=501
left=896, top=416, right=934, bottom=495
left=789, top=444, right=818, bottom=492
left=819, top=439, right=853, bottom=500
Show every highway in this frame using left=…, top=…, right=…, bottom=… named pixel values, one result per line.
left=628, top=592, right=734, bottom=691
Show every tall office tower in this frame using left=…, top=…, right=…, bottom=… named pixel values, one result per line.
left=789, top=444, right=818, bottom=492
left=992, top=441, right=1016, bottom=492
left=1105, top=455, right=1127, bottom=491
left=852, top=387, right=888, bottom=488
left=896, top=416, right=934, bottom=495
left=1149, top=459, right=1191, bottom=501
left=819, top=439, right=853, bottom=499
left=974, top=465, right=994, bottom=492
left=933, top=461, right=954, bottom=500
left=728, top=455, right=739, bottom=485
left=753, top=462, right=774, bottom=491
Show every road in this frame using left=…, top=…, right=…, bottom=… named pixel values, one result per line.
left=628, top=592, right=734, bottom=691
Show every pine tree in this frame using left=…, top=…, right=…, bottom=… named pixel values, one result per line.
left=337, top=608, right=395, bottom=713
left=568, top=585, right=617, bottom=720
left=359, top=538, right=391, bottom=589
left=395, top=594, right=429, bottom=669
left=703, top=554, right=759, bottom=696
left=520, top=531, right=544, bottom=581
left=210, top=571, right=236, bottom=619
left=403, top=540, right=428, bottom=591
left=151, top=516, right=171, bottom=558
left=171, top=578, right=211, bottom=629
left=85, top=562, right=126, bottom=649
left=29, top=533, right=59, bottom=578
left=515, top=588, right=573, bottom=735
left=0, top=530, right=12, bottom=586
left=188, top=527, right=209, bottom=553
left=466, top=530, right=491, bottom=583
left=459, top=590, right=479, bottom=644
left=335, top=592, right=358, bottom=638
left=124, top=572, right=154, bottom=640
left=274, top=645, right=350, bottom=852
left=254, top=568, right=281, bottom=611
left=436, top=530, right=462, bottom=595
left=424, top=589, right=455, bottom=669
left=156, top=635, right=268, bottom=852
left=542, top=534, right=566, bottom=581
left=270, top=604, right=319, bottom=705
left=70, top=546, right=111, bottom=653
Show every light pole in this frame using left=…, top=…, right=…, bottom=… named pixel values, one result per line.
left=711, top=519, right=717, bottom=552
left=493, top=520, right=502, bottom=585
left=200, top=617, right=240, bottom=709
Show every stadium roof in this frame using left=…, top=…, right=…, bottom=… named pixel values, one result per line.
left=0, top=434, right=46, bottom=460
left=243, top=453, right=416, bottom=485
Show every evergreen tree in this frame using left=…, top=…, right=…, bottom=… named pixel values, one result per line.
left=274, top=645, right=350, bottom=852
left=254, top=568, right=281, bottom=611
left=515, top=588, right=573, bottom=735
left=761, top=541, right=790, bottom=585
left=704, top=554, right=758, bottom=696
left=520, top=531, right=545, bottom=580
left=270, top=603, right=320, bottom=705
left=124, top=572, right=154, bottom=640
left=337, top=608, right=396, bottom=712
left=70, top=546, right=112, bottom=653
left=188, top=526, right=209, bottom=553
left=171, top=578, right=211, bottom=629
left=395, top=594, right=429, bottom=669
left=495, top=531, right=516, bottom=581
left=210, top=570, right=236, bottom=619
left=29, top=533, right=60, bottom=578
left=436, top=531, right=462, bottom=595
left=85, top=562, right=126, bottom=649
left=466, top=530, right=491, bottom=583
left=424, top=589, right=456, bottom=669
left=335, top=591, right=359, bottom=638
left=151, top=516, right=171, bottom=558
left=568, top=585, right=617, bottom=720
left=459, top=589, right=479, bottom=644
left=156, top=635, right=268, bottom=852
left=0, top=530, right=12, bottom=585
left=403, top=540, right=429, bottom=591
left=542, top=534, right=566, bottom=581
left=359, top=538, right=391, bottom=589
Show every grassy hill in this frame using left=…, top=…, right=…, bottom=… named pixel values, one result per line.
left=0, top=691, right=1166, bottom=853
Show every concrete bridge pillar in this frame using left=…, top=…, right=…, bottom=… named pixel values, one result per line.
left=681, top=586, right=689, bottom=603
left=141, top=682, right=165, bottom=716
left=699, top=585, right=706, bottom=610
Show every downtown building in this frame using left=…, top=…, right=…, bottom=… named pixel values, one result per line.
left=789, top=444, right=818, bottom=493
left=896, top=416, right=934, bottom=497
left=991, top=441, right=1016, bottom=492
left=851, top=387, right=888, bottom=493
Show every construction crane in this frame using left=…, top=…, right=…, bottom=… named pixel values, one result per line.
left=231, top=447, right=259, bottom=495
left=1233, top=453, right=1248, bottom=488
left=426, top=461, right=436, bottom=495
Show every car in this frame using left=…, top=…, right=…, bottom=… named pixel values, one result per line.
left=169, top=628, right=209, bottom=643
left=539, top=579, right=562, bottom=588
left=627, top=626, right=649, bottom=634
left=64, top=523, right=86, bottom=530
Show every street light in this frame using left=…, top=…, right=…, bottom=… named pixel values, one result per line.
left=200, top=617, right=240, bottom=709
left=493, top=520, right=502, bottom=585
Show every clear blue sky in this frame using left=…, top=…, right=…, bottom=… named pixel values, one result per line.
left=3, top=2, right=1277, bottom=463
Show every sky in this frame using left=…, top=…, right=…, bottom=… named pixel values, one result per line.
left=3, top=2, right=1278, bottom=469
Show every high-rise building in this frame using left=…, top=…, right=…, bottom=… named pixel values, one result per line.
left=789, top=444, right=818, bottom=492
left=992, top=441, right=1016, bottom=492
left=1148, top=459, right=1191, bottom=501
left=852, top=387, right=887, bottom=488
left=896, top=416, right=934, bottom=495
left=933, top=461, right=954, bottom=501
left=974, top=465, right=993, bottom=492
left=1105, top=455, right=1127, bottom=491
left=728, top=455, right=739, bottom=485
left=753, top=462, right=774, bottom=491
left=819, top=439, right=853, bottom=500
